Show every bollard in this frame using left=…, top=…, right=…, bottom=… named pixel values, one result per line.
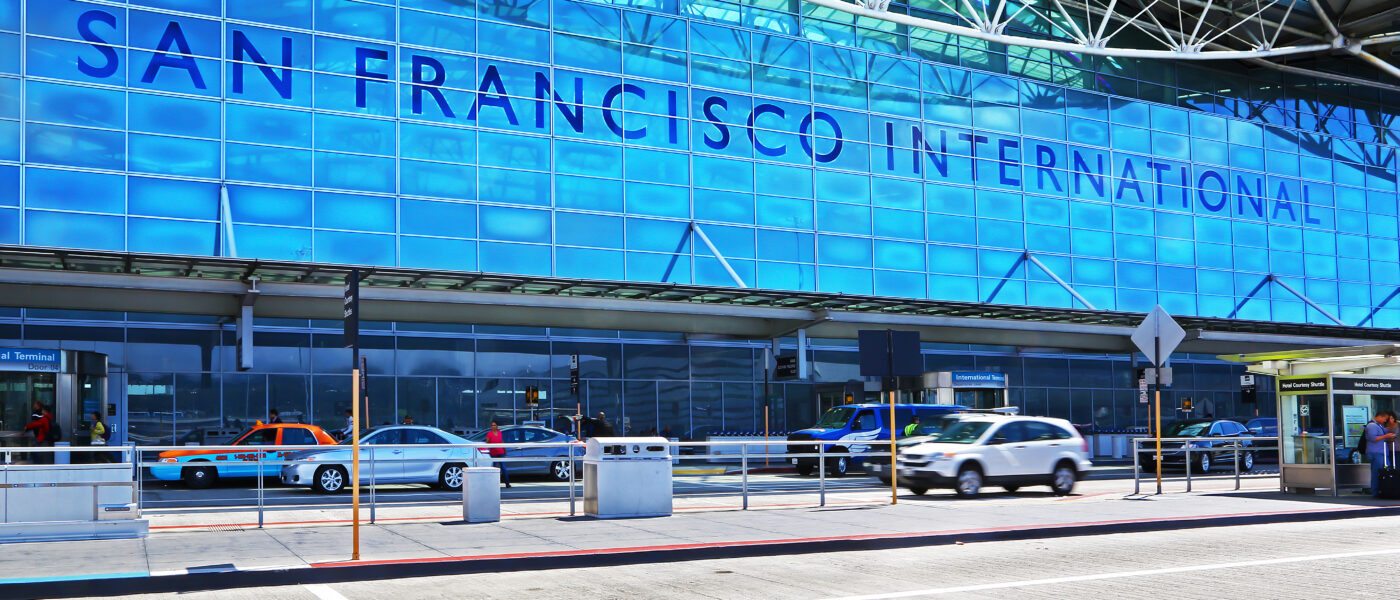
left=741, top=444, right=748, bottom=510
left=257, top=450, right=265, bottom=528
left=369, top=447, right=376, bottom=524
left=818, top=444, right=826, bottom=507
left=1132, top=439, right=1140, bottom=495
left=133, top=444, right=143, bottom=515
left=568, top=443, right=576, bottom=517
left=1234, top=444, right=1241, bottom=490
left=1185, top=446, right=1192, bottom=493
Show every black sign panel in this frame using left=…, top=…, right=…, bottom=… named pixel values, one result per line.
left=1334, top=377, right=1400, bottom=393
left=1279, top=377, right=1328, bottom=393
left=570, top=354, right=580, bottom=394
left=343, top=269, right=359, bottom=349
left=857, top=330, right=922, bottom=377
left=774, top=355, right=799, bottom=380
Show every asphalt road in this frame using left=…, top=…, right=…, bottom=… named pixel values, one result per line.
left=101, top=506, right=1389, bottom=600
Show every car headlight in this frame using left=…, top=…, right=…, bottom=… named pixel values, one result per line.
left=159, top=458, right=178, bottom=463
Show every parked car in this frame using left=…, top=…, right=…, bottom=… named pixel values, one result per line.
left=1137, top=419, right=1255, bottom=472
left=280, top=426, right=485, bottom=493
left=787, top=404, right=973, bottom=477
left=894, top=415, right=1092, bottom=497
left=150, top=423, right=338, bottom=489
left=464, top=425, right=582, bottom=481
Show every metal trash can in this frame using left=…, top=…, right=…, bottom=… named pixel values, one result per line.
left=584, top=437, right=672, bottom=519
left=461, top=466, right=501, bottom=523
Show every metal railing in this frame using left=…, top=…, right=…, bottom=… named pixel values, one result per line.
left=1132, top=436, right=1278, bottom=494
left=115, top=438, right=893, bottom=526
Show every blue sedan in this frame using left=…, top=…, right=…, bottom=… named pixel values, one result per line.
left=466, top=425, right=582, bottom=481
left=280, top=426, right=486, bottom=493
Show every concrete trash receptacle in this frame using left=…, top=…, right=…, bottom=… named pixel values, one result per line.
left=462, top=466, right=501, bottom=523
left=583, top=437, right=672, bottom=519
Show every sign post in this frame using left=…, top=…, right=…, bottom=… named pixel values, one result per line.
left=1131, top=306, right=1186, bottom=496
left=857, top=330, right=921, bottom=505
left=343, top=269, right=361, bottom=560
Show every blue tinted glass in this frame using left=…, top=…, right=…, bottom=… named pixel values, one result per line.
left=227, top=103, right=311, bottom=147
left=26, top=80, right=124, bottom=129
left=315, top=192, right=395, bottom=233
left=25, top=168, right=123, bottom=213
left=315, top=230, right=395, bottom=265
left=624, top=182, right=685, bottom=218
left=557, top=212, right=623, bottom=248
left=402, top=160, right=476, bottom=201
left=233, top=224, right=312, bottom=260
left=0, top=207, right=14, bottom=242
left=26, top=210, right=123, bottom=250
left=402, top=199, right=476, bottom=238
left=480, top=205, right=550, bottom=243
left=0, top=164, right=14, bottom=206
left=316, top=113, right=394, bottom=156
left=401, top=122, right=474, bottom=164
left=129, top=134, right=219, bottom=178
left=314, top=151, right=394, bottom=193
left=401, top=9, right=475, bottom=53
left=400, top=236, right=477, bottom=271
left=0, top=1, right=16, bottom=31
left=130, top=93, right=219, bottom=138
left=26, top=123, right=124, bottom=170
left=229, top=0, right=312, bottom=28
left=557, top=247, right=624, bottom=280
left=129, top=177, right=218, bottom=220
left=479, top=241, right=550, bottom=275
left=128, top=217, right=215, bottom=255
left=227, top=144, right=313, bottom=186
left=315, top=0, right=393, bottom=40
left=228, top=185, right=311, bottom=227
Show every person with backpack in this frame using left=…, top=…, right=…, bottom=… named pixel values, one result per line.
left=1364, top=409, right=1397, bottom=497
left=88, top=411, right=112, bottom=463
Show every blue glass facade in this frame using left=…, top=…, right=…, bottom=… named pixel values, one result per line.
left=13, top=0, right=1388, bottom=441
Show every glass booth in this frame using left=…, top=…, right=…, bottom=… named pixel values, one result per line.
left=1277, top=374, right=1399, bottom=495
left=0, top=349, right=110, bottom=457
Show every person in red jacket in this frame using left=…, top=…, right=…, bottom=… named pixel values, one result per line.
left=24, top=403, right=53, bottom=464
left=485, top=421, right=510, bottom=489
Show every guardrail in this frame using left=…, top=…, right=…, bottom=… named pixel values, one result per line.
left=1132, top=436, right=1279, bottom=494
left=79, top=439, right=893, bottom=527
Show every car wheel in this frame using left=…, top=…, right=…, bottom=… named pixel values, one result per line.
left=182, top=465, right=217, bottom=489
left=1242, top=451, right=1255, bottom=471
left=908, top=486, right=928, bottom=496
left=1051, top=463, right=1077, bottom=496
left=1197, top=453, right=1211, bottom=473
left=955, top=467, right=982, bottom=498
left=826, top=453, right=849, bottom=477
left=1003, top=485, right=1020, bottom=493
left=313, top=465, right=347, bottom=494
left=439, top=463, right=465, bottom=491
left=549, top=460, right=572, bottom=482
left=796, top=464, right=814, bottom=477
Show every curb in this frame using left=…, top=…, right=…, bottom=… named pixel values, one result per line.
left=15, top=503, right=1400, bottom=598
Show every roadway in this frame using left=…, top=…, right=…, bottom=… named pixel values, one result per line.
left=104, top=506, right=1391, bottom=600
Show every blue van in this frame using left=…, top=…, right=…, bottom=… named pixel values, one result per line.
left=786, top=404, right=972, bottom=476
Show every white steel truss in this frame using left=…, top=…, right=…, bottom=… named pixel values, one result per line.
left=805, top=0, right=1400, bottom=86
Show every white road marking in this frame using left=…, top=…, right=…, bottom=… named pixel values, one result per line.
left=304, top=584, right=350, bottom=600
left=818, top=547, right=1400, bottom=599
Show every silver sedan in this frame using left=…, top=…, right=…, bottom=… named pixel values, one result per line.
left=281, top=426, right=486, bottom=493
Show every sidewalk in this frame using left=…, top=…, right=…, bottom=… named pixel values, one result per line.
left=5, top=480, right=1396, bottom=598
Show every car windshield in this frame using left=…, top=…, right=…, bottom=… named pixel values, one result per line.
left=934, top=421, right=992, bottom=444
left=1164, top=421, right=1211, bottom=437
left=813, top=407, right=855, bottom=429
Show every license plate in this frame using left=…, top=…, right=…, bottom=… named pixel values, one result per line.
left=900, top=469, right=914, bottom=477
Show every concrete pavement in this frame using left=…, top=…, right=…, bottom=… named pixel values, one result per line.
left=2, top=473, right=1389, bottom=598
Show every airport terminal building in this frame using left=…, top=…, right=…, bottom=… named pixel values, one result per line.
left=0, top=0, right=1397, bottom=444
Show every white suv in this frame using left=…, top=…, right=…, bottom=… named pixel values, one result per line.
left=895, top=415, right=1092, bottom=497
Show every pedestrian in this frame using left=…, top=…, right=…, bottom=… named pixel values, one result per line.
left=342, top=409, right=354, bottom=440
left=89, top=411, right=109, bottom=463
left=485, top=421, right=510, bottom=489
left=903, top=415, right=921, bottom=437
left=1364, top=409, right=1397, bottom=497
left=24, top=404, right=54, bottom=464
left=268, top=408, right=282, bottom=424
left=591, top=412, right=615, bottom=437
left=402, top=415, right=415, bottom=425
left=661, top=425, right=673, bottom=439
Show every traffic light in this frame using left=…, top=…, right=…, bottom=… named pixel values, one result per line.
left=1182, top=397, right=1193, bottom=412
left=844, top=392, right=855, bottom=404
left=524, top=386, right=539, bottom=406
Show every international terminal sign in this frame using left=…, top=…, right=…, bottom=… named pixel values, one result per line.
left=69, top=8, right=1328, bottom=229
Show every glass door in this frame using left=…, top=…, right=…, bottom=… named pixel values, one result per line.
left=1281, top=393, right=1329, bottom=466
left=0, top=373, right=56, bottom=447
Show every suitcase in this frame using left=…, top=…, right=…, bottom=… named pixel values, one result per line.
left=1378, top=442, right=1400, bottom=500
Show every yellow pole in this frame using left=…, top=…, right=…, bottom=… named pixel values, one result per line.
left=890, top=390, right=898, bottom=505
left=351, top=368, right=361, bottom=560
left=1154, top=389, right=1162, bottom=494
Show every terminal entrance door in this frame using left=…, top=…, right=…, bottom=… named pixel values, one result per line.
left=0, top=372, right=56, bottom=445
